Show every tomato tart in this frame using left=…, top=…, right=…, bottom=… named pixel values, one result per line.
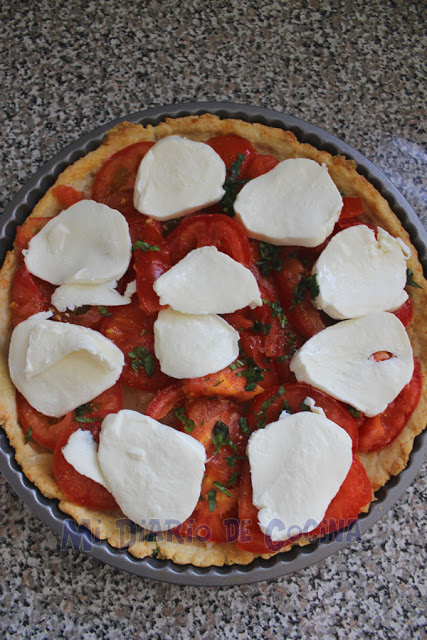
left=0, top=114, right=426, bottom=568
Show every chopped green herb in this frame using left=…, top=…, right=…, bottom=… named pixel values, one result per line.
left=25, top=426, right=33, bottom=444
left=72, top=305, right=91, bottom=316
left=265, top=299, right=287, bottom=328
left=97, top=305, right=112, bottom=317
left=174, top=408, right=196, bottom=434
left=219, top=153, right=249, bottom=215
left=127, top=346, right=155, bottom=377
left=406, top=268, right=422, bottom=289
left=213, top=481, right=232, bottom=497
left=143, top=532, right=157, bottom=542
left=348, top=406, right=361, bottom=419
left=226, top=455, right=237, bottom=467
left=74, top=402, right=94, bottom=423
left=151, top=545, right=161, bottom=558
left=212, top=421, right=229, bottom=453
left=291, top=274, right=320, bottom=309
left=132, top=240, right=161, bottom=253
left=256, top=242, right=282, bottom=276
left=227, top=471, right=241, bottom=487
left=238, top=416, right=251, bottom=437
left=300, top=401, right=310, bottom=412
left=252, top=320, right=272, bottom=336
left=207, top=489, right=217, bottom=512
left=236, top=357, right=264, bottom=391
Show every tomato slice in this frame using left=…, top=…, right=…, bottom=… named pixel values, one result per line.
left=100, top=301, right=170, bottom=392
left=92, top=141, right=154, bottom=224
left=308, top=457, right=372, bottom=538
left=237, top=455, right=372, bottom=554
left=244, top=154, right=279, bottom=179
left=166, top=214, right=253, bottom=267
left=274, top=253, right=329, bottom=339
left=52, top=383, right=122, bottom=510
left=207, top=134, right=257, bottom=178
left=53, top=421, right=118, bottom=510
left=358, top=358, right=422, bottom=452
left=52, top=185, right=85, bottom=208
left=182, top=363, right=264, bottom=402
left=392, top=298, right=414, bottom=327
left=145, top=384, right=185, bottom=421
left=178, top=397, right=247, bottom=543
left=132, top=219, right=170, bottom=314
left=247, top=382, right=359, bottom=450
left=17, top=393, right=73, bottom=450
left=339, top=196, right=364, bottom=219
left=11, top=265, right=53, bottom=326
left=15, top=217, right=53, bottom=253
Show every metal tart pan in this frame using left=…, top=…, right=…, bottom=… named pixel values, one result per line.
left=1, top=102, right=426, bottom=586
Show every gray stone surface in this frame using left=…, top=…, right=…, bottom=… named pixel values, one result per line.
left=0, top=0, right=426, bottom=638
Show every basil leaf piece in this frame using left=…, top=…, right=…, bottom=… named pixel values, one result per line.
left=213, top=481, right=232, bottom=497
left=132, top=240, right=161, bottom=253
left=207, top=489, right=217, bottom=512
left=74, top=402, right=94, bottom=423
left=219, top=153, right=249, bottom=215
left=127, top=346, right=156, bottom=378
left=174, top=408, right=195, bottom=434
left=256, top=241, right=282, bottom=276
left=348, top=405, right=361, bottom=419
left=25, top=426, right=33, bottom=444
left=98, top=305, right=112, bottom=317
left=291, top=274, right=320, bottom=309
left=406, top=268, right=422, bottom=289
left=227, top=471, right=241, bottom=487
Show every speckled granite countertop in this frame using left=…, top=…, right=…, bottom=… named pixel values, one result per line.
left=1, top=1, right=426, bottom=638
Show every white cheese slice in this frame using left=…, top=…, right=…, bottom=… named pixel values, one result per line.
left=290, top=312, right=414, bottom=416
left=153, top=246, right=262, bottom=314
left=247, top=411, right=352, bottom=541
left=52, top=280, right=134, bottom=312
left=313, top=225, right=409, bottom=319
left=98, top=410, right=206, bottom=531
left=154, top=308, right=239, bottom=379
left=234, top=158, right=343, bottom=247
left=133, top=135, right=226, bottom=220
left=8, top=312, right=124, bottom=417
left=24, top=200, right=131, bottom=285
left=62, top=429, right=107, bottom=487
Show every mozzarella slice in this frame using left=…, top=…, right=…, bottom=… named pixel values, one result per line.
left=153, top=246, right=262, bottom=314
left=52, top=280, right=134, bottom=312
left=8, top=312, right=124, bottom=417
left=290, top=312, right=414, bottom=416
left=313, top=225, right=409, bottom=319
left=234, top=158, right=342, bottom=247
left=24, top=200, right=131, bottom=285
left=154, top=308, right=239, bottom=379
left=98, top=410, right=206, bottom=531
left=62, top=429, right=107, bottom=487
left=133, top=136, right=226, bottom=220
left=248, top=411, right=352, bottom=541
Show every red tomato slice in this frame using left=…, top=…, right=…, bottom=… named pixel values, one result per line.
left=392, top=298, right=413, bottom=327
left=53, top=421, right=118, bottom=510
left=52, top=306, right=105, bottom=331
left=15, top=217, right=53, bottom=253
left=166, top=214, right=253, bottom=267
left=11, top=265, right=53, bottom=326
left=92, top=141, right=154, bottom=224
left=237, top=455, right=372, bottom=554
left=145, top=384, right=186, bottom=421
left=207, top=134, right=257, bottom=178
left=274, top=253, right=329, bottom=339
left=247, top=382, right=359, bottom=450
left=179, top=397, right=247, bottom=543
left=52, top=383, right=122, bottom=510
left=52, top=185, right=85, bottom=208
left=244, top=154, right=279, bottom=179
left=339, top=196, right=364, bottom=219
left=132, top=219, right=170, bottom=314
left=17, top=393, right=73, bottom=450
left=182, top=364, right=264, bottom=402
left=358, top=358, right=422, bottom=453
left=100, top=301, right=170, bottom=392
left=309, top=457, right=372, bottom=537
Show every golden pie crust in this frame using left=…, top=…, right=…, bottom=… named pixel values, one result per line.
left=1, top=114, right=426, bottom=567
